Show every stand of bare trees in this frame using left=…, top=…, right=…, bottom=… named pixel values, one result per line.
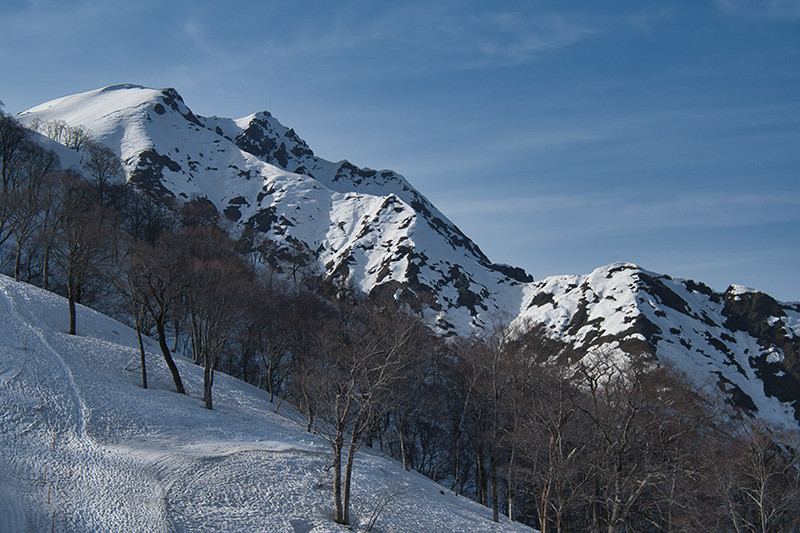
left=308, top=300, right=428, bottom=525
left=178, top=225, right=257, bottom=410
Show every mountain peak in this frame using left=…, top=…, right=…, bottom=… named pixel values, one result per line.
left=97, top=82, right=148, bottom=93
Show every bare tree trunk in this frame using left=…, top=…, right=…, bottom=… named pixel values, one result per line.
left=343, top=434, right=359, bottom=526
left=190, top=315, right=200, bottom=365
left=135, top=306, right=147, bottom=389
left=14, top=240, right=23, bottom=281
left=608, top=475, right=620, bottom=533
left=540, top=476, right=551, bottom=533
left=172, top=320, right=179, bottom=353
left=305, top=398, right=315, bottom=433
left=397, top=425, right=408, bottom=471
left=333, top=434, right=345, bottom=524
left=275, top=386, right=288, bottom=414
left=475, top=451, right=484, bottom=506
left=454, top=446, right=462, bottom=496
left=490, top=449, right=499, bottom=522
left=540, top=433, right=557, bottom=533
left=67, top=275, right=77, bottom=335
left=267, top=358, right=275, bottom=403
left=203, top=354, right=213, bottom=410
left=156, top=318, right=184, bottom=394
left=507, top=448, right=515, bottom=520
left=257, top=352, right=265, bottom=390
left=68, top=296, right=77, bottom=335
left=42, top=247, right=50, bottom=290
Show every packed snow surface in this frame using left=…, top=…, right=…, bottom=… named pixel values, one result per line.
left=0, top=275, right=532, bottom=532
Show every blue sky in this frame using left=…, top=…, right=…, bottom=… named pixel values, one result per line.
left=1, top=0, right=799, bottom=300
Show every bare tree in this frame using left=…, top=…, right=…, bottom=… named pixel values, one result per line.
left=6, top=144, right=59, bottom=280
left=110, top=184, right=174, bottom=244
left=242, top=282, right=294, bottom=402
left=65, top=124, right=90, bottom=153
left=178, top=225, right=256, bottom=410
left=125, top=232, right=187, bottom=394
left=42, top=120, right=69, bottom=145
left=0, top=111, right=29, bottom=193
left=53, top=178, right=117, bottom=335
left=560, top=353, right=722, bottom=533
left=308, top=299, right=424, bottom=525
left=479, top=324, right=589, bottom=532
left=0, top=112, right=31, bottom=249
left=83, top=141, right=122, bottom=202
left=33, top=171, right=67, bottom=290
left=441, top=319, right=522, bottom=522
left=711, top=422, right=800, bottom=533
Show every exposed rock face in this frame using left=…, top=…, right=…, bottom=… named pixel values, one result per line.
left=128, top=148, right=181, bottom=201
left=19, top=85, right=800, bottom=428
left=721, top=290, right=800, bottom=419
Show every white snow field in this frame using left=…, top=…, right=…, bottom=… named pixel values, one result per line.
left=0, top=274, right=533, bottom=533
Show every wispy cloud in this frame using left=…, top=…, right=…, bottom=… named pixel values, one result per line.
left=438, top=191, right=800, bottom=234
left=715, top=0, right=800, bottom=20
left=461, top=12, right=599, bottom=66
left=174, top=3, right=601, bottom=84
left=626, top=5, right=674, bottom=34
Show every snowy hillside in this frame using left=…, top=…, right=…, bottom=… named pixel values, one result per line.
left=17, top=85, right=800, bottom=430
left=3, top=256, right=796, bottom=532
left=0, top=274, right=533, bottom=532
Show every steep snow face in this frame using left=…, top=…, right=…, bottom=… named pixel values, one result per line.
left=19, top=85, right=530, bottom=333
left=520, top=263, right=800, bottom=428
left=0, top=274, right=534, bottom=532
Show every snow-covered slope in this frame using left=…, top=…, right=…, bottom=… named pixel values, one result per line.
left=0, top=274, right=532, bottom=532
left=17, top=85, right=800, bottom=430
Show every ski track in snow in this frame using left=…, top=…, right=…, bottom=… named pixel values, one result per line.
left=0, top=282, right=169, bottom=532
left=0, top=275, right=533, bottom=533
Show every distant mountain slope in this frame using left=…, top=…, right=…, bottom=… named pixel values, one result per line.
left=519, top=263, right=800, bottom=426
left=18, top=85, right=800, bottom=429
left=0, top=274, right=533, bottom=532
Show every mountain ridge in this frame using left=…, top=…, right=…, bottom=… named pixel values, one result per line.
left=17, top=84, right=800, bottom=429
left=21, top=84, right=529, bottom=332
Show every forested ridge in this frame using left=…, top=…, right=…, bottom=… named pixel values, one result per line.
left=1, top=106, right=799, bottom=532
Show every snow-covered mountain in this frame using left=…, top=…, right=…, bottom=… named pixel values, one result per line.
left=19, top=84, right=530, bottom=334
left=17, top=85, right=800, bottom=429
left=518, top=262, right=800, bottom=428
left=0, top=274, right=533, bottom=532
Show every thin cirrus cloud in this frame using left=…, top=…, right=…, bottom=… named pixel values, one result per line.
left=438, top=191, right=800, bottom=233
left=402, top=98, right=800, bottom=185
left=179, top=4, right=599, bottom=79
left=715, top=0, right=800, bottom=20
left=466, top=12, right=599, bottom=65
